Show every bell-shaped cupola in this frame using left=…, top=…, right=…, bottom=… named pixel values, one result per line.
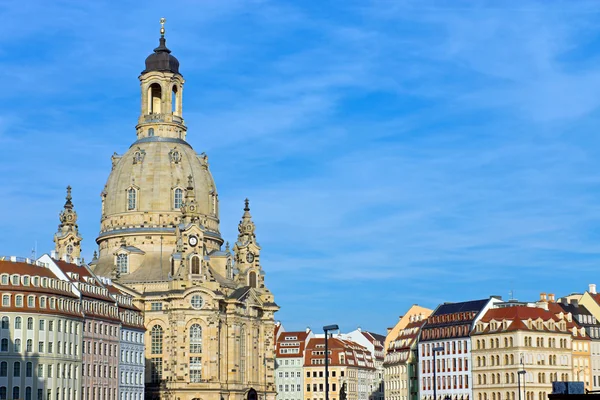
left=136, top=18, right=187, bottom=141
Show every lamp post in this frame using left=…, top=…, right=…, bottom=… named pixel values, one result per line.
left=324, top=325, right=339, bottom=400
left=432, top=346, right=444, bottom=400
left=517, top=359, right=526, bottom=400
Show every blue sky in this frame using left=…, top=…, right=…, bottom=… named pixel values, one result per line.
left=3, top=0, right=600, bottom=333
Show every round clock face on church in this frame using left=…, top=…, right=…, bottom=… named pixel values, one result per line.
left=188, top=235, right=198, bottom=247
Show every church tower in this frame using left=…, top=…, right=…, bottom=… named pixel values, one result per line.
left=90, top=20, right=278, bottom=400
left=54, top=186, right=82, bottom=260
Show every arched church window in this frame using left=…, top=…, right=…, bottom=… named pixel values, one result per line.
left=151, top=325, right=163, bottom=354
left=117, top=254, right=128, bottom=274
left=249, top=271, right=257, bottom=288
left=191, top=256, right=200, bottom=275
left=189, top=324, right=202, bottom=353
left=127, top=188, right=137, bottom=210
left=148, top=128, right=154, bottom=137
left=174, top=188, right=183, bottom=209
left=148, top=83, right=162, bottom=114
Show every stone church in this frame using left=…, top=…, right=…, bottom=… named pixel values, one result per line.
left=54, top=21, right=279, bottom=400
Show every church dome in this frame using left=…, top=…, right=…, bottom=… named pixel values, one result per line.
left=102, top=138, right=217, bottom=222
left=143, top=37, right=180, bottom=74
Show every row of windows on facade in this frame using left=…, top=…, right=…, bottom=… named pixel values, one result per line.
left=475, top=372, right=569, bottom=386
left=84, top=321, right=119, bottom=337
left=82, top=341, right=117, bottom=357
left=116, top=253, right=209, bottom=277
left=474, top=354, right=568, bottom=367
left=1, top=293, right=79, bottom=312
left=421, top=358, right=469, bottom=374
left=121, top=331, right=144, bottom=344
left=82, top=363, right=117, bottom=379
left=277, top=358, right=302, bottom=366
left=305, top=370, right=345, bottom=378
left=0, top=361, right=77, bottom=379
left=422, top=325, right=471, bottom=340
left=0, top=274, right=67, bottom=291
left=474, top=337, right=570, bottom=349
left=421, top=375, right=470, bottom=391
left=476, top=391, right=549, bottom=400
left=120, top=371, right=143, bottom=385
left=305, top=383, right=339, bottom=392
left=0, top=386, right=45, bottom=400
left=421, top=341, right=469, bottom=356
left=479, top=320, right=566, bottom=333
left=1, top=317, right=79, bottom=334
left=150, top=324, right=202, bottom=354
left=279, top=371, right=302, bottom=378
left=0, top=338, right=78, bottom=355
left=120, top=350, right=144, bottom=365
left=148, top=356, right=202, bottom=384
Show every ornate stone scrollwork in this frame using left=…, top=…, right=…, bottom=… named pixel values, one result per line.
left=132, top=148, right=146, bottom=164
left=169, top=148, right=182, bottom=164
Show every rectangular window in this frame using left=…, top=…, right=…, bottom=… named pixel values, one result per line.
left=15, top=295, right=23, bottom=307
left=39, top=320, right=45, bottom=331
left=27, top=296, right=35, bottom=308
left=38, top=364, right=43, bottom=378
left=151, top=358, right=163, bottom=383
left=49, top=321, right=53, bottom=332
left=1, top=295, right=9, bottom=307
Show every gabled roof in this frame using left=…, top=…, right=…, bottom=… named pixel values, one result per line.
left=434, top=299, right=490, bottom=316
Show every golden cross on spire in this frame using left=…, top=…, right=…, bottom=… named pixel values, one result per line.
left=160, top=18, right=166, bottom=37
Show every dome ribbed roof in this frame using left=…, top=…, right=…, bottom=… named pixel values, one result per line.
left=143, top=37, right=180, bottom=74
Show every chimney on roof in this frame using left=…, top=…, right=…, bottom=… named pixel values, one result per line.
left=306, top=327, right=311, bottom=333
left=50, top=250, right=57, bottom=259
left=590, top=284, right=597, bottom=295
left=540, top=292, right=547, bottom=302
left=357, top=326, right=361, bottom=332
left=548, top=293, right=555, bottom=303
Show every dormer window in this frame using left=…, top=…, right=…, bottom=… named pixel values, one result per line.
left=11, top=275, right=19, bottom=285
left=32, top=277, right=39, bottom=287
left=127, top=188, right=137, bottom=210
left=117, top=254, right=129, bottom=274
left=41, top=278, right=47, bottom=288
left=0, top=275, right=7, bottom=285
left=174, top=188, right=183, bottom=209
left=22, top=276, right=29, bottom=286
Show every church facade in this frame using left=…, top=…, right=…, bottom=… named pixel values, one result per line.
left=51, top=21, right=278, bottom=400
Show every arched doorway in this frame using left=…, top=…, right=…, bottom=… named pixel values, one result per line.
left=247, top=388, right=258, bottom=400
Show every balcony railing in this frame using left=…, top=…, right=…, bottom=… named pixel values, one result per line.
left=142, top=114, right=184, bottom=124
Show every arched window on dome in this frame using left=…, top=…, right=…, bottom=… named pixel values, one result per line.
left=148, top=128, right=155, bottom=137
left=117, top=254, right=128, bottom=274
left=174, top=188, right=183, bottom=209
left=148, top=83, right=162, bottom=114
left=191, top=256, right=200, bottom=275
left=249, top=271, right=257, bottom=288
left=127, top=188, right=137, bottom=211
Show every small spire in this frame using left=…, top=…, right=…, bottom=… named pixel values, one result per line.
left=187, top=174, right=194, bottom=189
left=64, top=186, right=73, bottom=209
left=225, top=241, right=230, bottom=251
left=160, top=18, right=166, bottom=38
left=244, top=198, right=250, bottom=212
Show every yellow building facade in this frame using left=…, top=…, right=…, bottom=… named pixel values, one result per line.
left=89, top=22, right=278, bottom=400
left=384, top=307, right=433, bottom=400
left=471, top=305, right=572, bottom=400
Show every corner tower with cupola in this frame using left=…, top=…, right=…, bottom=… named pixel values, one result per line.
left=54, top=186, right=83, bottom=260
left=89, top=19, right=278, bottom=400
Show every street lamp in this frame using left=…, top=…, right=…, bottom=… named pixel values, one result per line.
left=432, top=346, right=444, bottom=400
left=517, top=359, right=526, bottom=400
left=324, top=325, right=339, bottom=400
